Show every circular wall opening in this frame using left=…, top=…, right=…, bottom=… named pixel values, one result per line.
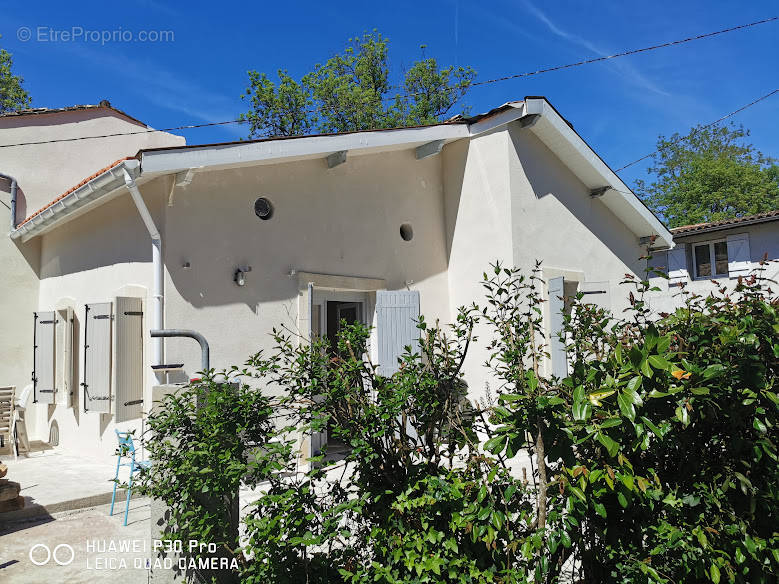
left=399, top=223, right=414, bottom=241
left=254, top=197, right=274, bottom=220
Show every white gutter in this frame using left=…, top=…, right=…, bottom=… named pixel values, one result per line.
left=123, top=169, right=164, bottom=370
left=11, top=159, right=141, bottom=242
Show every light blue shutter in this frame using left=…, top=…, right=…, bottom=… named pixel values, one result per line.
left=376, top=290, right=420, bottom=376
left=548, top=277, right=568, bottom=379
left=34, top=311, right=57, bottom=404
left=726, top=233, right=751, bottom=277
left=114, top=297, right=144, bottom=423
left=667, top=244, right=688, bottom=284
left=85, top=302, right=113, bottom=413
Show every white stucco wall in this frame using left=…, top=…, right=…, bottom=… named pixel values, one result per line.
left=0, top=107, right=185, bottom=218
left=442, top=123, right=646, bottom=401
left=30, top=179, right=169, bottom=458
left=0, top=107, right=183, bottom=455
left=647, top=221, right=779, bottom=314
left=162, top=148, right=452, bottom=379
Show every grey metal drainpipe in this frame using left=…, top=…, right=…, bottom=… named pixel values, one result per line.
left=0, top=172, right=18, bottom=230
left=150, top=329, right=210, bottom=372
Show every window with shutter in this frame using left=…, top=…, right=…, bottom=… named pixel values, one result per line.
left=84, top=302, right=113, bottom=414
left=114, top=297, right=144, bottom=423
left=726, top=233, right=751, bottom=277
left=376, top=290, right=420, bottom=376
left=33, top=311, right=57, bottom=404
left=548, top=277, right=568, bottom=379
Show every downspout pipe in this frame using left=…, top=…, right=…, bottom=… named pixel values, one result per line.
left=0, top=172, right=18, bottom=230
left=123, top=168, right=164, bottom=369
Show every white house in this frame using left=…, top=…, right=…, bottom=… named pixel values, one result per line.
left=648, top=210, right=779, bottom=314
left=1, top=96, right=673, bottom=460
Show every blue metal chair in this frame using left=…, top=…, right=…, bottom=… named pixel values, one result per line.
left=110, top=430, right=150, bottom=526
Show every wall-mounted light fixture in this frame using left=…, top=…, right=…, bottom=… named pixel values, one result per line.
left=234, top=265, right=252, bottom=286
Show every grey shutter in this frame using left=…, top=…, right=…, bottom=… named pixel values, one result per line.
left=376, top=290, right=420, bottom=376
left=726, top=233, right=751, bottom=278
left=84, top=302, right=113, bottom=413
left=34, top=311, right=57, bottom=404
left=548, top=277, right=568, bottom=379
left=56, top=307, right=74, bottom=407
left=579, top=281, right=611, bottom=313
left=667, top=244, right=689, bottom=284
left=114, top=297, right=144, bottom=423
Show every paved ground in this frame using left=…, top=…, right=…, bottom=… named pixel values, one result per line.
left=0, top=499, right=151, bottom=584
left=0, top=446, right=123, bottom=520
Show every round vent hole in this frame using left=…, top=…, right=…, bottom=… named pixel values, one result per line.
left=254, top=197, right=274, bottom=220
left=400, top=223, right=413, bottom=241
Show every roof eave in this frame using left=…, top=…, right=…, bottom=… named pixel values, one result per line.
left=519, top=97, right=673, bottom=249
left=10, top=159, right=140, bottom=242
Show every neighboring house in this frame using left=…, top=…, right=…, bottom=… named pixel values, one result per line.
left=2, top=96, right=672, bottom=460
left=0, top=102, right=184, bottom=451
left=647, top=211, right=779, bottom=314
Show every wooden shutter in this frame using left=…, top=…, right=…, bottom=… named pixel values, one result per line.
left=114, top=297, right=144, bottom=423
left=376, top=290, right=420, bottom=376
left=56, top=307, right=74, bottom=407
left=548, top=277, right=568, bottom=379
left=33, top=312, right=57, bottom=404
left=84, top=302, right=113, bottom=413
left=579, top=281, right=611, bottom=313
left=667, top=244, right=689, bottom=284
left=726, top=233, right=751, bottom=278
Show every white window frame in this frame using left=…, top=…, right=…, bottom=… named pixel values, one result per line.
left=692, top=239, right=729, bottom=280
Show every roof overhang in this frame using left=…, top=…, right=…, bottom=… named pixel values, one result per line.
left=519, top=98, right=672, bottom=248
left=10, top=159, right=141, bottom=242
left=139, top=123, right=470, bottom=176
left=10, top=97, right=672, bottom=248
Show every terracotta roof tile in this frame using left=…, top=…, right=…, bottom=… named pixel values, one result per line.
left=671, top=210, right=779, bottom=236
left=16, top=157, right=137, bottom=228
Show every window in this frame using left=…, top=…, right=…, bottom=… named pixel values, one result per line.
left=693, top=240, right=729, bottom=279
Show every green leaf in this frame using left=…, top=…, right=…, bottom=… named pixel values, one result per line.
left=753, top=418, right=767, bottom=433
left=484, top=435, right=506, bottom=454
left=568, top=486, right=586, bottom=502
left=648, top=355, right=672, bottom=370
left=690, top=387, right=710, bottom=395
left=617, top=392, right=636, bottom=421
left=710, top=562, right=720, bottom=584
left=597, top=433, right=620, bottom=457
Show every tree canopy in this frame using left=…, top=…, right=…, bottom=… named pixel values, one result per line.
left=241, top=31, right=475, bottom=138
left=0, top=36, right=31, bottom=113
left=635, top=123, right=779, bottom=228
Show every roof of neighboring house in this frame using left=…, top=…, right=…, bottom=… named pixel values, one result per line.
left=671, top=210, right=779, bottom=237
left=16, top=157, right=138, bottom=228
left=0, top=101, right=149, bottom=128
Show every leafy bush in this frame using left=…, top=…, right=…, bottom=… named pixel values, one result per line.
left=141, top=260, right=778, bottom=583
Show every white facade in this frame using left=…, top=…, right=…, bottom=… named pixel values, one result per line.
left=647, top=216, right=779, bottom=315
left=2, top=98, right=675, bottom=460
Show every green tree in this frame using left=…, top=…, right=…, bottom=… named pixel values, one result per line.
left=241, top=32, right=475, bottom=138
left=635, top=123, right=779, bottom=228
left=0, top=36, right=31, bottom=113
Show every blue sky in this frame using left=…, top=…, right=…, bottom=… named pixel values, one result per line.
left=2, top=0, right=777, bottom=187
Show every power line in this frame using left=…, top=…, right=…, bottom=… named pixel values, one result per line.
left=0, top=16, right=776, bottom=149
left=614, top=88, right=779, bottom=172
